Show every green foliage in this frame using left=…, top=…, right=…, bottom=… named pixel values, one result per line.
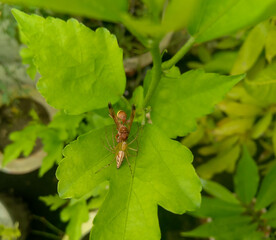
left=13, top=9, right=126, bottom=114
left=39, top=194, right=67, bottom=211
left=182, top=149, right=276, bottom=239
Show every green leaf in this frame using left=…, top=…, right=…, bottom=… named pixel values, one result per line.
left=255, top=164, right=276, bottom=210
left=13, top=10, right=126, bottom=114
left=245, top=60, right=276, bottom=105
left=251, top=112, right=273, bottom=139
left=188, top=0, right=276, bottom=43
left=149, top=68, right=244, bottom=138
left=265, top=18, right=276, bottom=63
left=200, top=179, right=239, bottom=204
left=4, top=0, right=128, bottom=22
left=231, top=21, right=269, bottom=75
left=39, top=194, right=67, bottom=211
left=190, top=197, right=244, bottom=218
left=2, top=124, right=44, bottom=167
left=61, top=200, right=89, bottom=240
left=57, top=124, right=201, bottom=240
left=197, top=144, right=241, bottom=179
left=234, top=146, right=259, bottom=204
left=182, top=215, right=258, bottom=240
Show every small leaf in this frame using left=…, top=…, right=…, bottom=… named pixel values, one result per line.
left=251, top=112, right=273, bottom=139
left=4, top=0, right=128, bottom=22
left=190, top=197, right=244, bottom=218
left=255, top=163, right=276, bottom=210
left=188, top=0, right=276, bottom=43
left=234, top=146, right=259, bottom=204
left=218, top=101, right=262, bottom=117
left=57, top=124, right=201, bottom=239
left=197, top=144, right=241, bottom=179
left=262, top=203, right=276, bottom=227
left=200, top=179, right=239, bottom=204
left=39, top=194, right=67, bottom=211
left=231, top=21, right=269, bottom=75
left=13, top=10, right=126, bottom=114
left=245, top=60, right=276, bottom=105
left=149, top=68, right=244, bottom=138
left=265, top=18, right=276, bottom=63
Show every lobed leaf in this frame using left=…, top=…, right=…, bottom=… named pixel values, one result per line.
left=57, top=124, right=201, bottom=240
left=12, top=10, right=126, bottom=115
left=188, top=0, right=276, bottom=43
left=149, top=67, right=244, bottom=138
left=234, top=146, right=259, bottom=204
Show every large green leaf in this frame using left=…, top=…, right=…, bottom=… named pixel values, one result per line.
left=234, top=146, right=259, bottom=204
left=255, top=164, right=276, bottom=210
left=13, top=10, right=126, bottom=114
left=245, top=60, right=276, bottom=105
left=3, top=0, right=128, bottom=22
left=188, top=0, right=276, bottom=43
left=149, top=67, right=244, bottom=138
left=231, top=21, right=269, bottom=75
left=57, top=124, right=201, bottom=240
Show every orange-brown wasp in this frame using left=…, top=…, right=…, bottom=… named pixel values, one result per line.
left=95, top=103, right=138, bottom=175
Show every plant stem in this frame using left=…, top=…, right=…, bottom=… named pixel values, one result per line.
left=162, top=36, right=195, bottom=70
left=31, top=230, right=62, bottom=240
left=32, top=215, right=64, bottom=235
left=143, top=43, right=162, bottom=108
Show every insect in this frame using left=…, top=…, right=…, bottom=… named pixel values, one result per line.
left=95, top=103, right=138, bottom=175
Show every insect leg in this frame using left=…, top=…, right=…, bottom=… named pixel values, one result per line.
left=127, top=104, right=136, bottom=131
left=125, top=154, right=133, bottom=177
left=108, top=102, right=120, bottom=129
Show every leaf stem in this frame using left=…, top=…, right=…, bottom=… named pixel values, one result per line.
left=162, top=36, right=195, bottom=70
left=31, top=230, right=62, bottom=240
left=32, top=215, right=64, bottom=235
left=143, top=43, right=162, bottom=108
